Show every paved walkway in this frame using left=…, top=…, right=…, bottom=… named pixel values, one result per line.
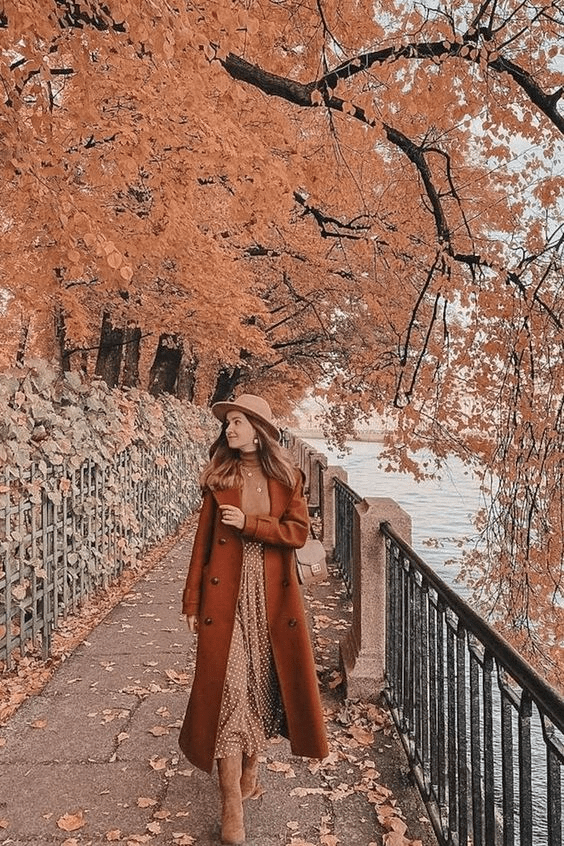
left=0, top=524, right=435, bottom=846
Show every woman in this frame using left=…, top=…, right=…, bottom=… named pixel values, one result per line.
left=179, top=393, right=328, bottom=845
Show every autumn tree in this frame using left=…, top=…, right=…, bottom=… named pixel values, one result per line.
left=1, top=0, right=563, bottom=677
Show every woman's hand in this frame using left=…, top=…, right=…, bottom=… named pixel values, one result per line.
left=219, top=504, right=245, bottom=530
left=186, top=615, right=198, bottom=633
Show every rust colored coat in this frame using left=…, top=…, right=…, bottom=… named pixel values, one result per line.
left=178, top=471, right=329, bottom=773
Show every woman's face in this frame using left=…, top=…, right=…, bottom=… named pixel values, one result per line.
left=225, top=410, right=258, bottom=453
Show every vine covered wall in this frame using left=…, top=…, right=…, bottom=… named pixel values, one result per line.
left=0, top=361, right=213, bottom=669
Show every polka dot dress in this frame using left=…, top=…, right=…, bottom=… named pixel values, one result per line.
left=214, top=539, right=284, bottom=758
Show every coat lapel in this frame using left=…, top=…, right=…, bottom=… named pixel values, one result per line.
left=267, top=477, right=293, bottom=518
left=212, top=488, right=242, bottom=508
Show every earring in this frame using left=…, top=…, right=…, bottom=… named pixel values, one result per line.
left=253, top=437, right=259, bottom=444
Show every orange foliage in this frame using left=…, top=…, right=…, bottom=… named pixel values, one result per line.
left=1, top=1, right=563, bottom=670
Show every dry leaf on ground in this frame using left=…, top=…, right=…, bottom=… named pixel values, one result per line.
left=165, top=669, right=189, bottom=684
left=147, top=821, right=161, bottom=834
left=267, top=760, right=295, bottom=777
left=56, top=811, right=86, bottom=832
left=348, top=725, right=374, bottom=745
left=137, top=797, right=157, bottom=808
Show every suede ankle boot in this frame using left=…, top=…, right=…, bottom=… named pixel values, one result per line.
left=240, top=753, right=261, bottom=800
left=217, top=755, right=245, bottom=845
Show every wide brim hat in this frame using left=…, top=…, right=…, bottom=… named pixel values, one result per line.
left=211, top=393, right=280, bottom=441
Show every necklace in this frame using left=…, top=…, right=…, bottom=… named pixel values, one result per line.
left=241, top=457, right=265, bottom=493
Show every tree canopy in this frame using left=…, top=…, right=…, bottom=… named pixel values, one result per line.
left=1, top=0, right=563, bottom=678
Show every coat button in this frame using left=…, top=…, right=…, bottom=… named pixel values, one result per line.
left=282, top=579, right=289, bottom=587
left=288, top=618, right=297, bottom=627
left=211, top=577, right=219, bottom=585
left=218, top=538, right=227, bottom=545
left=204, top=617, right=213, bottom=625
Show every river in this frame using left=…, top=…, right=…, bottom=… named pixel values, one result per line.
left=304, top=437, right=484, bottom=597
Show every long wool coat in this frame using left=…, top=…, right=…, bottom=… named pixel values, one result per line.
left=179, top=471, right=329, bottom=773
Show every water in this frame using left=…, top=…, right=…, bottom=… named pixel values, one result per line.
left=306, top=438, right=484, bottom=596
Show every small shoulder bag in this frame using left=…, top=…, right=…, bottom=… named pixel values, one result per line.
left=295, top=524, right=328, bottom=586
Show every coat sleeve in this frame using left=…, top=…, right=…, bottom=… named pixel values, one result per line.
left=182, top=489, right=215, bottom=615
left=242, top=471, right=309, bottom=549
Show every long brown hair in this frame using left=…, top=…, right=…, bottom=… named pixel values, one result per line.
left=201, top=415, right=297, bottom=491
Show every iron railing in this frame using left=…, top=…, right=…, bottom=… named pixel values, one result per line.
left=383, top=521, right=564, bottom=846
left=333, top=477, right=361, bottom=596
left=1, top=440, right=204, bottom=668
left=282, top=430, right=327, bottom=516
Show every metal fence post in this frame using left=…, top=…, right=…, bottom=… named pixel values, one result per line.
left=322, top=466, right=348, bottom=557
left=340, top=496, right=412, bottom=700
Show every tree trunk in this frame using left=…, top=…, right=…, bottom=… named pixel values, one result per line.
left=54, top=307, right=71, bottom=372
left=95, top=311, right=123, bottom=388
left=209, top=366, right=242, bottom=405
left=176, top=348, right=198, bottom=401
left=16, top=315, right=30, bottom=366
left=148, top=334, right=182, bottom=395
left=121, top=324, right=142, bottom=388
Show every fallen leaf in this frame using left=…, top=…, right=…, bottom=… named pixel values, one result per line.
left=165, top=669, right=189, bottom=685
left=147, top=821, right=161, bottom=834
left=387, top=817, right=408, bottom=833
left=267, top=760, right=295, bottom=777
left=377, top=804, right=400, bottom=823
left=348, top=726, right=374, bottom=745
left=172, top=835, right=195, bottom=845
left=0, top=819, right=9, bottom=829
left=62, top=839, right=79, bottom=846
left=328, top=783, right=355, bottom=801
left=382, top=833, right=410, bottom=846
left=321, top=835, right=339, bottom=846
left=31, top=718, right=48, bottom=729
left=106, top=831, right=121, bottom=841
left=149, top=725, right=169, bottom=736
left=117, top=732, right=129, bottom=743
left=56, top=811, right=86, bottom=832
left=137, top=797, right=157, bottom=808
left=289, top=786, right=327, bottom=797
left=149, top=756, right=167, bottom=770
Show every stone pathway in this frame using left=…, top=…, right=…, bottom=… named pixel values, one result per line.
left=0, top=525, right=435, bottom=846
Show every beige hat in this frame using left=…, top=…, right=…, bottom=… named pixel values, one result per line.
left=211, top=394, right=279, bottom=441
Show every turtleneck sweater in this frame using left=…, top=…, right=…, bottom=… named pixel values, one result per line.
left=240, top=452, right=270, bottom=517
